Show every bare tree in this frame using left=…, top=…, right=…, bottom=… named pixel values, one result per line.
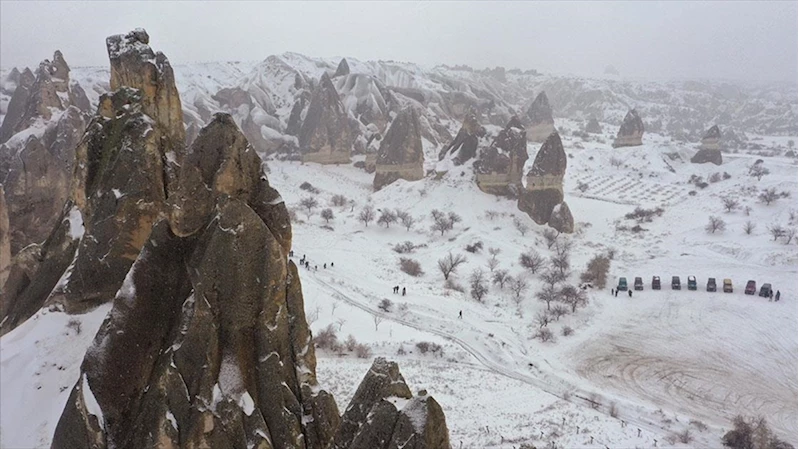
left=335, top=317, right=346, bottom=331
left=469, top=269, right=488, bottom=302
left=488, top=247, right=501, bottom=260
left=749, top=163, right=770, bottom=181
left=722, top=197, right=740, bottom=213
left=437, top=252, right=467, bottom=280
left=359, top=205, right=375, bottom=226
left=513, top=217, right=530, bottom=236
left=378, top=210, right=398, bottom=228
left=554, top=239, right=573, bottom=257
left=509, top=276, right=528, bottom=299
left=759, top=187, right=779, bottom=205
left=610, top=157, right=624, bottom=168
left=486, top=258, right=500, bottom=273
left=331, top=302, right=338, bottom=315
left=705, top=216, right=726, bottom=234
left=519, top=250, right=545, bottom=274
left=536, top=285, right=559, bottom=311
left=550, top=304, right=569, bottom=321
left=784, top=227, right=796, bottom=244
left=535, top=312, right=550, bottom=328
left=560, top=285, right=588, bottom=312
left=492, top=269, right=511, bottom=289
left=300, top=196, right=319, bottom=217
left=321, top=208, right=334, bottom=223
left=396, top=210, right=416, bottom=231
left=542, top=228, right=560, bottom=248
left=533, top=328, right=555, bottom=342
left=743, top=220, right=756, bottom=235
left=744, top=205, right=752, bottom=216
left=331, top=194, right=348, bottom=207
left=373, top=315, right=384, bottom=331
left=541, top=269, right=566, bottom=289
left=551, top=252, right=571, bottom=276
left=768, top=224, right=785, bottom=241
left=580, top=254, right=610, bottom=288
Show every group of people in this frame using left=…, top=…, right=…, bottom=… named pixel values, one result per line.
left=290, top=251, right=334, bottom=272
left=392, top=285, right=406, bottom=296
left=610, top=288, right=633, bottom=298
left=768, top=289, right=781, bottom=302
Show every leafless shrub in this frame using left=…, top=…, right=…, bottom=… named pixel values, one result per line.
left=359, top=205, right=375, bottom=226
left=331, top=194, right=348, bottom=207
left=299, top=181, right=320, bottom=193
left=722, top=197, right=740, bottom=213
left=784, top=227, right=796, bottom=244
left=542, top=228, right=559, bottom=248
left=540, top=269, right=565, bottom=289
left=492, top=269, right=510, bottom=289
left=549, top=304, right=569, bottom=321
left=313, top=324, right=338, bottom=349
left=535, top=312, right=550, bottom=328
left=705, top=215, right=726, bottom=233
left=378, top=210, right=398, bottom=228
left=768, top=224, right=785, bottom=241
left=396, top=210, right=416, bottom=231
left=437, top=252, right=467, bottom=280
left=486, top=258, right=500, bottom=273
left=610, top=157, right=623, bottom=168
left=536, top=285, right=559, bottom=311
left=444, top=279, right=465, bottom=292
left=513, top=217, right=530, bottom=236
left=625, top=206, right=665, bottom=223
left=509, top=276, right=528, bottom=299
left=345, top=334, right=358, bottom=351
left=465, top=241, right=483, bottom=253
left=533, top=327, right=555, bottom=342
left=609, top=402, right=619, bottom=418
left=560, top=285, right=588, bottom=312
left=355, top=343, right=372, bottom=359
left=519, top=250, right=545, bottom=274
left=66, top=319, right=82, bottom=335
left=759, top=187, right=779, bottom=205
left=393, top=241, right=417, bottom=253
left=430, top=210, right=462, bottom=236
left=677, top=429, right=693, bottom=444
left=749, top=162, right=770, bottom=181
left=488, top=247, right=501, bottom=259
left=485, top=210, right=499, bottom=221
left=689, top=419, right=708, bottom=432
left=743, top=221, right=756, bottom=235
left=709, top=172, right=722, bottom=183
left=469, top=269, right=488, bottom=302
left=373, top=315, right=384, bottom=331
left=300, top=196, right=319, bottom=218
left=321, top=208, right=334, bottom=223
left=399, top=258, right=424, bottom=277
left=378, top=298, right=393, bottom=312
left=561, top=326, right=574, bottom=337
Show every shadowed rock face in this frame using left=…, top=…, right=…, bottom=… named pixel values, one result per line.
left=0, top=186, right=9, bottom=287
left=549, top=201, right=574, bottom=234
left=518, top=132, right=569, bottom=229
left=373, top=107, right=424, bottom=190
left=475, top=116, right=528, bottom=196
left=331, top=358, right=451, bottom=449
left=612, top=109, right=645, bottom=148
left=438, top=112, right=486, bottom=165
left=334, top=58, right=350, bottom=77
left=584, top=117, right=602, bottom=134
left=525, top=91, right=556, bottom=142
left=298, top=72, right=352, bottom=164
left=691, top=125, right=722, bottom=165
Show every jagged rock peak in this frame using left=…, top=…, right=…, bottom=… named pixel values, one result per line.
left=0, top=186, right=9, bottom=288
left=612, top=109, right=645, bottom=148
left=526, top=91, right=554, bottom=125
left=585, top=117, right=601, bottom=133
left=335, top=57, right=351, bottom=77
left=373, top=107, right=424, bottom=190
left=703, top=124, right=721, bottom=140
left=474, top=115, right=528, bottom=196
left=692, top=124, right=722, bottom=164
left=438, top=112, right=486, bottom=165
left=529, top=131, right=566, bottom=177
left=298, top=71, right=352, bottom=164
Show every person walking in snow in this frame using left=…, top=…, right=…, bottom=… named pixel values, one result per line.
left=323, top=263, right=327, bottom=269
left=769, top=289, right=774, bottom=300
left=611, top=288, right=615, bottom=296
left=615, top=289, right=619, bottom=297
left=628, top=289, right=632, bottom=298
left=458, top=310, right=462, bottom=319
left=402, top=287, right=406, bottom=296
left=331, top=262, right=334, bottom=268
left=776, top=290, right=781, bottom=302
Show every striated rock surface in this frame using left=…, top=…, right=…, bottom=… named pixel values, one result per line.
left=525, top=91, right=556, bottom=142
left=373, top=107, right=424, bottom=190
left=298, top=72, right=352, bottom=164
left=691, top=125, right=722, bottom=165
left=438, top=112, right=485, bottom=165
left=331, top=358, right=451, bottom=449
left=474, top=116, right=528, bottom=196
left=518, top=131, right=569, bottom=230
left=584, top=117, right=602, bottom=134
left=612, top=109, right=645, bottom=148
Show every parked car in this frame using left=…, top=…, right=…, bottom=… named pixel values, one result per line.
left=652, top=276, right=661, bottom=290
left=634, top=277, right=644, bottom=290
left=759, top=283, right=772, bottom=298
left=687, top=276, right=697, bottom=290
left=723, top=279, right=733, bottom=293
left=707, top=278, right=717, bottom=292
left=745, top=280, right=757, bottom=295
left=671, top=276, right=681, bottom=290
left=617, top=277, right=628, bottom=291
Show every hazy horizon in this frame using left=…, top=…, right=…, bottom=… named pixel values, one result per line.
left=1, top=1, right=797, bottom=83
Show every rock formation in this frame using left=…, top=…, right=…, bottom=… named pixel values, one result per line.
left=584, top=117, right=602, bottom=134
left=438, top=112, right=485, bottom=165
left=373, top=107, right=424, bottom=190
left=0, top=186, right=9, bottom=287
left=518, top=132, right=572, bottom=232
left=548, top=201, right=574, bottom=234
left=474, top=116, right=528, bottom=196
left=525, top=91, right=556, bottom=142
left=331, top=358, right=450, bottom=449
left=691, top=125, right=722, bottom=165
left=334, top=58, right=350, bottom=77
left=612, top=109, right=645, bottom=148
left=298, top=72, right=352, bottom=164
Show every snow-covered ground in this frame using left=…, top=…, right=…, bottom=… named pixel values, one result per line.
left=1, top=123, right=796, bottom=448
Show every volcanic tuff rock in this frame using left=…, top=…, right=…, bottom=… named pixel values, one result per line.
left=298, top=72, right=353, bottom=164
left=525, top=91, right=556, bottom=142
left=549, top=201, right=574, bottom=234
left=518, top=131, right=571, bottom=231
left=335, top=73, right=392, bottom=133
left=612, top=109, right=645, bottom=148
left=691, top=125, right=723, bottom=165
left=331, top=358, right=451, bottom=449
left=0, top=186, right=9, bottom=287
left=438, top=112, right=486, bottom=165
left=584, top=117, right=602, bottom=134
left=373, top=107, right=424, bottom=190
left=474, top=116, right=528, bottom=196
left=334, top=58, right=351, bottom=77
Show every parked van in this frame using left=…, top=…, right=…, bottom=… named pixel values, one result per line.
left=759, top=283, right=772, bottom=298
left=634, top=277, right=644, bottom=291
left=671, top=276, right=681, bottom=290
left=723, top=279, right=733, bottom=293
left=652, top=276, right=661, bottom=290
left=706, top=278, right=717, bottom=292
left=617, top=277, right=628, bottom=291
left=687, top=276, right=697, bottom=290
left=745, top=280, right=757, bottom=295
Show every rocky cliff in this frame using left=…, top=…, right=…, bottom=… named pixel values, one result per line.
left=373, top=107, right=424, bottom=190
left=298, top=72, right=352, bottom=164
left=474, top=116, right=528, bottom=196
left=612, top=109, right=645, bottom=148
left=518, top=131, right=573, bottom=232
left=525, top=91, right=556, bottom=142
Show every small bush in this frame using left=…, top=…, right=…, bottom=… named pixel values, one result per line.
left=415, top=341, right=443, bottom=356
left=396, top=346, right=407, bottom=355
left=378, top=298, right=393, bottom=312
left=399, top=258, right=424, bottom=277
left=624, top=206, right=665, bottom=223
left=577, top=181, right=589, bottom=192
left=677, top=429, right=693, bottom=444
left=561, top=326, right=574, bottom=337
left=66, top=319, right=82, bottom=335
left=331, top=194, right=348, bottom=207
left=723, top=172, right=732, bottom=180
left=689, top=419, right=708, bottom=432
left=393, top=241, right=417, bottom=254
left=465, top=241, right=484, bottom=253
left=313, top=324, right=338, bottom=350
left=299, top=181, right=320, bottom=194
left=345, top=334, right=358, bottom=351
left=416, top=341, right=430, bottom=354
left=533, top=328, right=555, bottom=342
left=709, top=172, right=722, bottom=183
left=355, top=343, right=372, bottom=359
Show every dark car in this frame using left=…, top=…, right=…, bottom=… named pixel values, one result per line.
left=652, top=276, right=661, bottom=290
left=723, top=279, right=733, bottom=293
left=745, top=280, right=757, bottom=295
left=634, top=277, right=644, bottom=291
left=687, top=276, right=697, bottom=291
left=707, top=278, right=717, bottom=292
left=759, top=283, right=772, bottom=298
left=671, top=276, right=681, bottom=290
left=617, top=277, right=628, bottom=291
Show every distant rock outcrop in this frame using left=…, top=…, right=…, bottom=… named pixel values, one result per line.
left=525, top=91, right=556, bottom=142
left=373, top=107, right=424, bottom=190
left=475, top=116, right=528, bottom=196
left=584, top=117, right=602, bottom=134
left=335, top=58, right=351, bottom=77
left=0, top=186, right=9, bottom=287
left=331, top=358, right=451, bottom=449
left=691, top=125, right=722, bottom=165
left=612, top=109, right=644, bottom=148
left=298, top=72, right=352, bottom=164
left=438, top=112, right=486, bottom=165
left=518, top=132, right=571, bottom=232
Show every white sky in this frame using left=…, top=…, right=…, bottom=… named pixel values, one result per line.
left=1, top=1, right=797, bottom=82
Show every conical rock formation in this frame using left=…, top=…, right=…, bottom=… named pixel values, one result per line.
left=373, top=107, right=424, bottom=190
left=475, top=116, right=528, bottom=196
left=334, top=58, right=351, bottom=77
left=518, top=132, right=571, bottom=230
left=612, top=109, right=644, bottom=148
left=438, top=112, right=486, bottom=165
left=691, top=125, right=722, bottom=165
left=525, top=91, right=556, bottom=142
left=298, top=73, right=352, bottom=164
left=584, top=117, right=601, bottom=134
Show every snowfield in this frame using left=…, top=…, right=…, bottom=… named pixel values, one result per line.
left=1, top=117, right=796, bottom=448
